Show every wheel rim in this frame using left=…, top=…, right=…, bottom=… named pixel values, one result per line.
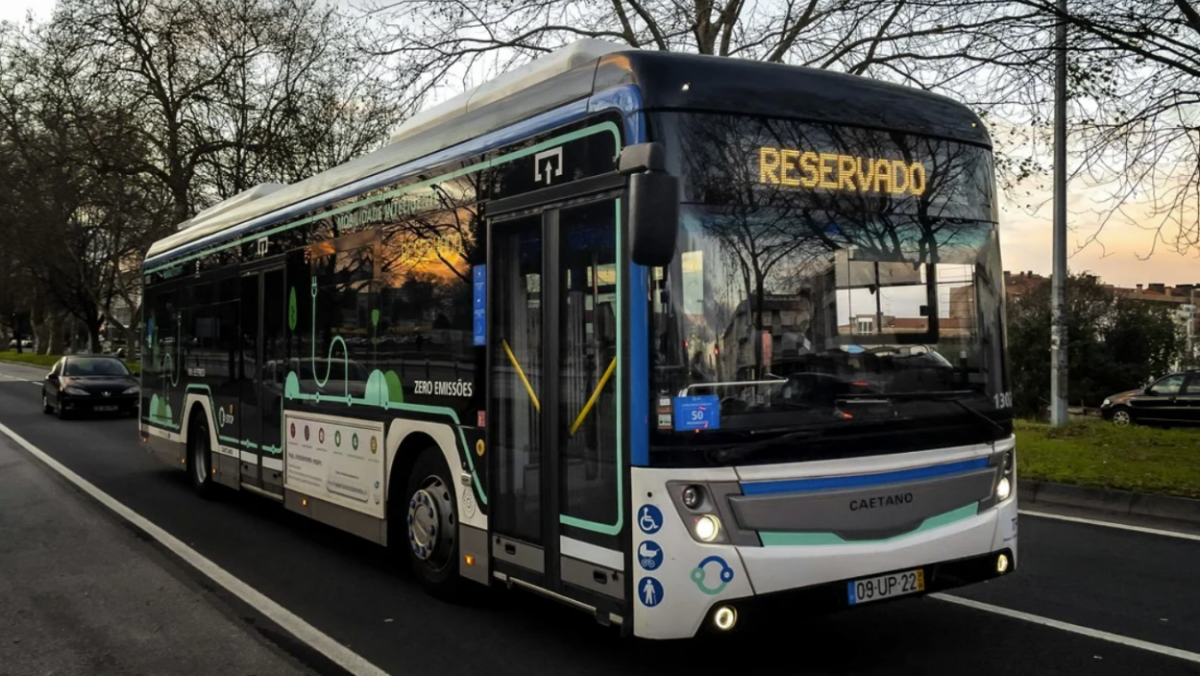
left=1113, top=410, right=1131, bottom=426
left=408, top=475, right=455, bottom=572
left=192, top=427, right=208, bottom=484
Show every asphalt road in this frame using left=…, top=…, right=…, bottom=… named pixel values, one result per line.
left=1, top=361, right=1198, bottom=676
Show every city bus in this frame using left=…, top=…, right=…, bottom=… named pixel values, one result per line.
left=139, top=39, right=1017, bottom=640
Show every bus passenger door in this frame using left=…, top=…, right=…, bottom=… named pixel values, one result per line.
left=239, top=263, right=286, bottom=494
left=488, top=194, right=626, bottom=613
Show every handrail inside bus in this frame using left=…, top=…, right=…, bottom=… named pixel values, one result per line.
left=501, top=339, right=541, bottom=412
left=569, top=358, right=617, bottom=436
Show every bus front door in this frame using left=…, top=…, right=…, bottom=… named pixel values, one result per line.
left=488, top=195, right=627, bottom=616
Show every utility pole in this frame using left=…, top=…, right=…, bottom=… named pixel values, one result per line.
left=1050, top=0, right=1070, bottom=426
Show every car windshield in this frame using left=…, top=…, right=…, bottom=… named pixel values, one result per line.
left=648, top=112, right=1010, bottom=466
left=64, top=358, right=131, bottom=377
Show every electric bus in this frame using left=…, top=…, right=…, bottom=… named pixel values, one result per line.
left=139, top=39, right=1017, bottom=640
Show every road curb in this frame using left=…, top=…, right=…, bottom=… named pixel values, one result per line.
left=1019, top=480, right=1200, bottom=526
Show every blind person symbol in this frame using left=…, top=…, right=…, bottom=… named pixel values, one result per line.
left=639, top=577, right=664, bottom=608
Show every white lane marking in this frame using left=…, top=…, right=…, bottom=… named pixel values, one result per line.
left=933, top=593, right=1200, bottom=664
left=0, top=421, right=391, bottom=676
left=1020, top=509, right=1200, bottom=543
left=0, top=372, right=40, bottom=385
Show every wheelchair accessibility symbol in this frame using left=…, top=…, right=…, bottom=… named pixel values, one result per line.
left=637, top=505, right=663, bottom=534
left=691, top=556, right=735, bottom=596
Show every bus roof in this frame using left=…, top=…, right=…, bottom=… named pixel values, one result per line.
left=144, top=41, right=989, bottom=268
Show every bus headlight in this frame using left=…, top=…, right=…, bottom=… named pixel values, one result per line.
left=694, top=514, right=721, bottom=542
left=996, top=477, right=1012, bottom=501
left=682, top=485, right=703, bottom=509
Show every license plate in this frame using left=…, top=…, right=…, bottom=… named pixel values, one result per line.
left=847, top=568, right=924, bottom=605
left=95, top=406, right=118, bottom=412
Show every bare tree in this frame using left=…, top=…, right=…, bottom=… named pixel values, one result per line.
left=954, top=0, right=1200, bottom=257
left=360, top=0, right=1044, bottom=114
left=0, top=18, right=173, bottom=352
left=54, top=0, right=403, bottom=224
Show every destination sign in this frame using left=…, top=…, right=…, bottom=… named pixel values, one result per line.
left=758, top=147, right=928, bottom=197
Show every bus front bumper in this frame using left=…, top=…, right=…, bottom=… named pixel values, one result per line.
left=696, top=545, right=1015, bottom=634
left=736, top=494, right=1016, bottom=597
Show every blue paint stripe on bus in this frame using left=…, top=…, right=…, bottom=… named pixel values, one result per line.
left=740, top=457, right=990, bottom=495
left=591, top=85, right=653, bottom=467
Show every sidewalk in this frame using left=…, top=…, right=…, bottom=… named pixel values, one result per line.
left=0, top=435, right=317, bottom=676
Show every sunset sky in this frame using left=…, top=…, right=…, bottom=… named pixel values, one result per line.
left=4, top=0, right=1197, bottom=288
left=999, top=182, right=1200, bottom=288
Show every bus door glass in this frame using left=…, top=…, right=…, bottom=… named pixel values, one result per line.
left=489, top=215, right=545, bottom=557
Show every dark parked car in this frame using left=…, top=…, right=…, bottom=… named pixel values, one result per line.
left=42, top=355, right=139, bottom=420
left=1100, top=370, right=1200, bottom=426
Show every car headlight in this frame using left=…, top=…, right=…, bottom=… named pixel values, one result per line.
left=1102, top=398, right=1111, bottom=407
left=64, top=386, right=89, bottom=395
left=123, top=386, right=140, bottom=395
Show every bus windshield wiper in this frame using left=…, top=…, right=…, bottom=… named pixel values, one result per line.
left=839, top=390, right=1006, bottom=435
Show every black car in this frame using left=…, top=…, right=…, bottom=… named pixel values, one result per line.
left=42, top=355, right=140, bottom=420
left=1100, top=370, right=1200, bottom=426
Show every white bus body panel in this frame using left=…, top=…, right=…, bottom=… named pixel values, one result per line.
left=631, top=439, right=1017, bottom=640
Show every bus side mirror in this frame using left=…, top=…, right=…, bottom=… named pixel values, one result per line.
left=621, top=143, right=679, bottom=268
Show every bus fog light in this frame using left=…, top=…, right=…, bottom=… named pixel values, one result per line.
left=713, top=605, right=737, bottom=631
left=695, top=514, right=721, bottom=542
left=996, top=477, right=1011, bottom=501
left=996, top=553, right=1010, bottom=574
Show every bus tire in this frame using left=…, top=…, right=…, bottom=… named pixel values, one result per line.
left=400, top=447, right=465, bottom=600
left=187, top=413, right=216, bottom=499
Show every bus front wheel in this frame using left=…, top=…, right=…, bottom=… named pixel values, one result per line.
left=401, top=448, right=465, bottom=600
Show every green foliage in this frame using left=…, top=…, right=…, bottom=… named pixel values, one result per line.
left=1006, top=273, right=1183, bottom=417
left=1016, top=419, right=1200, bottom=499
left=0, top=351, right=140, bottom=374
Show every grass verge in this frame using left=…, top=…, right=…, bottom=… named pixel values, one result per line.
left=0, top=351, right=140, bottom=375
left=1016, top=418, right=1200, bottom=500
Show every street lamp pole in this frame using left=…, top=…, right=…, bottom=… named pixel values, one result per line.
left=1050, top=0, right=1070, bottom=426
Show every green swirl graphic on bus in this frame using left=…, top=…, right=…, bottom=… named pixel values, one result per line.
left=283, top=279, right=405, bottom=408
left=691, top=556, right=735, bottom=596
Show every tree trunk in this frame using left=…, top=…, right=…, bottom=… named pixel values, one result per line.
left=125, top=322, right=139, bottom=359
left=87, top=316, right=102, bottom=355
left=31, top=303, right=47, bottom=353
left=46, top=313, right=65, bottom=355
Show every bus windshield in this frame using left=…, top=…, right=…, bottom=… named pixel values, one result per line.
left=649, top=112, right=1010, bottom=466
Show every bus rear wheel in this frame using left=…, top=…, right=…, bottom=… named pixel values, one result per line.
left=402, top=448, right=465, bottom=600
left=188, top=415, right=216, bottom=498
